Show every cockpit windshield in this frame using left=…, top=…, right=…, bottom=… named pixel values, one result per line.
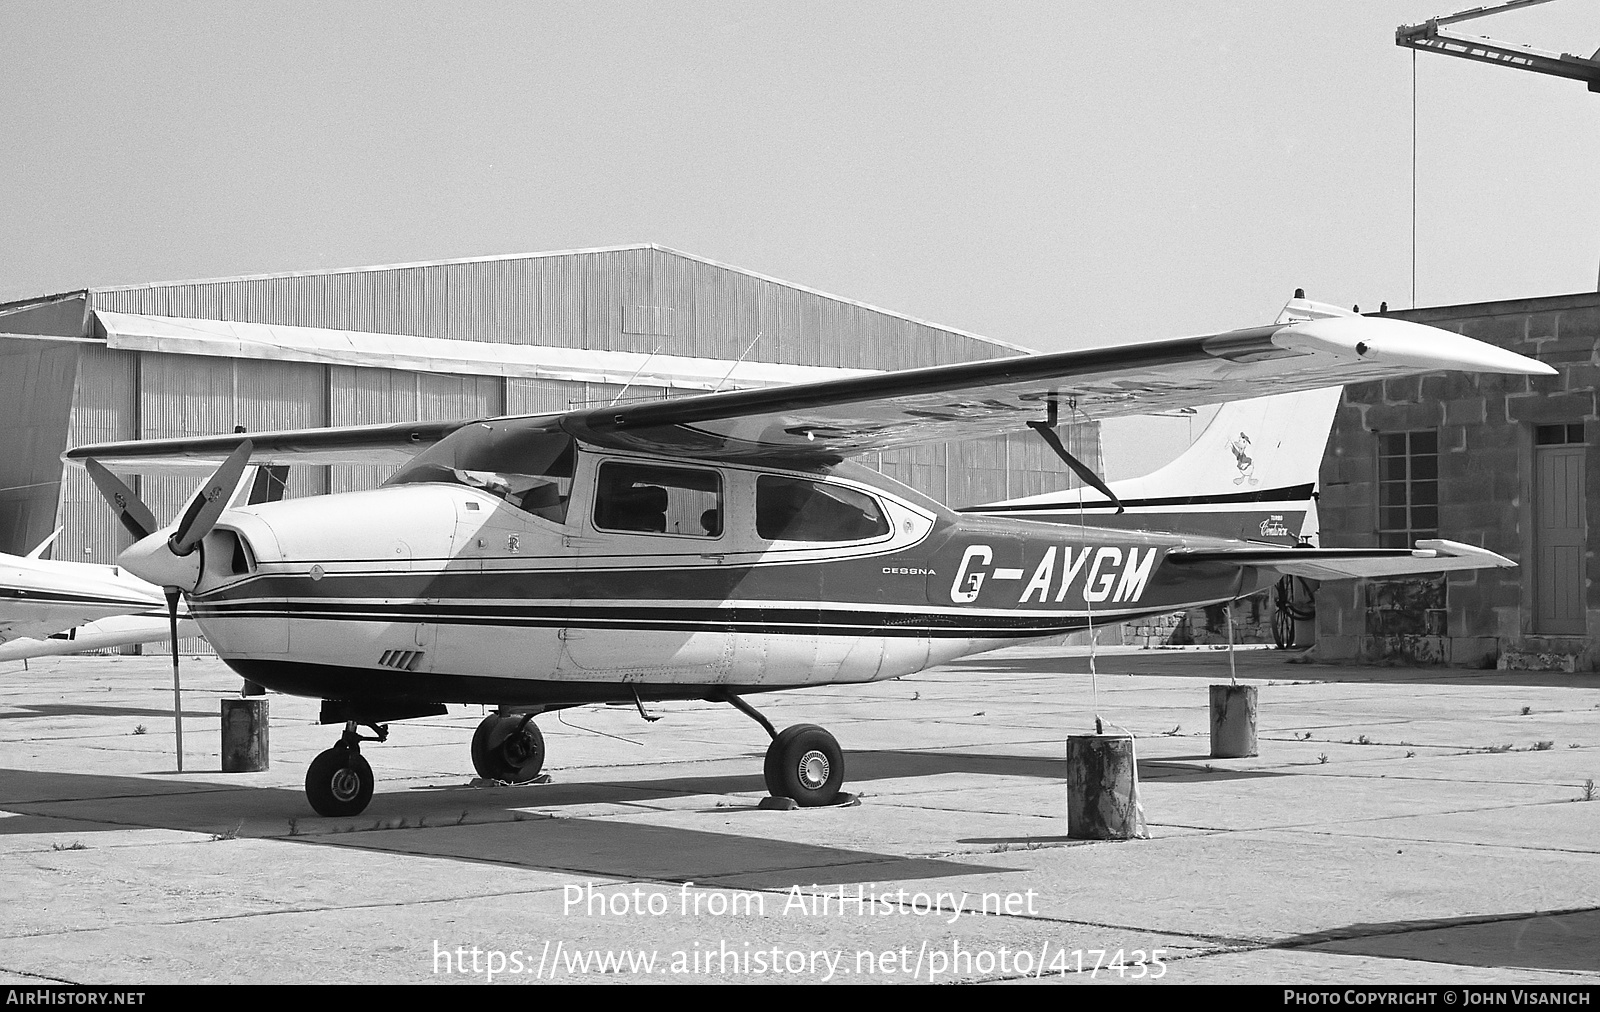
left=384, top=422, right=575, bottom=522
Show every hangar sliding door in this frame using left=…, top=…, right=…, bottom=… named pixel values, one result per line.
left=1534, top=425, right=1586, bottom=635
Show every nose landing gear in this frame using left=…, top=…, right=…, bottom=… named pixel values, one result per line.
left=305, top=722, right=386, bottom=816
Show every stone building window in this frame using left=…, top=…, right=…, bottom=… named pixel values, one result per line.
left=1535, top=423, right=1585, bottom=447
left=1376, top=430, right=1437, bottom=549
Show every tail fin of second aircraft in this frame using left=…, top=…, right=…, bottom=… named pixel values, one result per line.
left=23, top=527, right=63, bottom=560
left=964, top=385, right=1344, bottom=545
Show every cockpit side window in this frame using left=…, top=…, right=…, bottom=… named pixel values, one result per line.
left=756, top=476, right=890, bottom=542
left=594, top=461, right=722, bottom=538
left=384, top=424, right=575, bottom=522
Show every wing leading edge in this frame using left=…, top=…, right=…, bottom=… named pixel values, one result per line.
left=558, top=308, right=1550, bottom=461
left=64, top=417, right=482, bottom=471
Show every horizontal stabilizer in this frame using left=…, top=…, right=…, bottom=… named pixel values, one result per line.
left=1166, top=539, right=1514, bottom=580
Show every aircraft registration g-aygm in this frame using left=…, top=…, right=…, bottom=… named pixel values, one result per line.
left=66, top=299, right=1552, bottom=816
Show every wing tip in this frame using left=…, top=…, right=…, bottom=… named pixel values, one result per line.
left=1414, top=539, right=1517, bottom=568
left=1284, top=316, right=1554, bottom=377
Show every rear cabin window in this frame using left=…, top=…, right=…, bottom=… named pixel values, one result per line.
left=756, top=476, right=890, bottom=542
left=594, top=462, right=723, bottom=537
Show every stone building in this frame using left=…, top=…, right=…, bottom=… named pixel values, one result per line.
left=1313, top=291, right=1600, bottom=669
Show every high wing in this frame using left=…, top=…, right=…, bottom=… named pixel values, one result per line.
left=65, top=300, right=1553, bottom=470
left=565, top=305, right=1549, bottom=462
left=64, top=418, right=470, bottom=471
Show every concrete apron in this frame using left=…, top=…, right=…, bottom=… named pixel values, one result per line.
left=0, top=647, right=1597, bottom=984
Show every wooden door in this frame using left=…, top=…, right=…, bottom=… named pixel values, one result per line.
left=1534, top=444, right=1586, bottom=635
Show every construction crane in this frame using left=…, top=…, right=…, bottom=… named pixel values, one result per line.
left=1397, top=0, right=1600, bottom=90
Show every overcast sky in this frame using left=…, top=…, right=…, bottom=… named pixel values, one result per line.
left=3, top=1, right=1597, bottom=476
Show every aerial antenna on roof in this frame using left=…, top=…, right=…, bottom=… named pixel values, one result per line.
left=610, top=345, right=662, bottom=406
left=711, top=331, right=764, bottom=394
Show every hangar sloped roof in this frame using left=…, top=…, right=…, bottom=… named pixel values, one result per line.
left=85, top=243, right=1028, bottom=349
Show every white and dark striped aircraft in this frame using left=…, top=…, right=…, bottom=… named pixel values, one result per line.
left=66, top=299, right=1551, bottom=816
left=0, top=470, right=302, bottom=661
left=0, top=529, right=200, bottom=662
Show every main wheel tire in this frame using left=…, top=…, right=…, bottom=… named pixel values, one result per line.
left=305, top=747, right=374, bottom=817
left=763, top=723, right=844, bottom=807
left=1272, top=604, right=1294, bottom=649
left=471, top=714, right=546, bottom=783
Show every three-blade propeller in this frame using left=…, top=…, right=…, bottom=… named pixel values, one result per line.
left=83, top=440, right=255, bottom=772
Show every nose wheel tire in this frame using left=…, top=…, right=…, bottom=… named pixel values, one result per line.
left=306, top=747, right=375, bottom=817
left=763, top=724, right=844, bottom=807
left=471, top=714, right=546, bottom=783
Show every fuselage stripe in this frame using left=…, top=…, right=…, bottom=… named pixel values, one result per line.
left=190, top=600, right=1155, bottom=636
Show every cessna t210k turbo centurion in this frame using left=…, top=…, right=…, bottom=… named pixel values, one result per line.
left=67, top=299, right=1552, bottom=816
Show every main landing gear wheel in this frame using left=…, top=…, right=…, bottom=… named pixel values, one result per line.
left=763, top=723, right=844, bottom=807
left=471, top=713, right=546, bottom=783
left=1272, top=603, right=1295, bottom=650
left=306, top=747, right=374, bottom=817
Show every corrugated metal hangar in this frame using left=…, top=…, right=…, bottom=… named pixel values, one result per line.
left=0, top=245, right=1098, bottom=635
